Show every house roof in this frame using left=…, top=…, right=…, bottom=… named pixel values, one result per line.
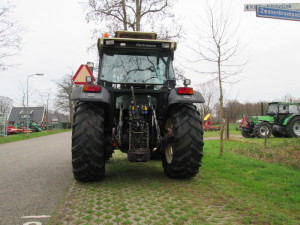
left=47, top=113, right=69, bottom=123
left=8, top=107, right=45, bottom=123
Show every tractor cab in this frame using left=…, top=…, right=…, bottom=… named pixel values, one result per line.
left=267, top=102, right=300, bottom=125
left=98, top=31, right=177, bottom=89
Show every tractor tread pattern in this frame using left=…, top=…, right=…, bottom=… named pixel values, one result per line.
left=285, top=116, right=300, bottom=138
left=72, top=102, right=105, bottom=182
left=162, top=104, right=204, bottom=178
left=253, top=121, right=272, bottom=138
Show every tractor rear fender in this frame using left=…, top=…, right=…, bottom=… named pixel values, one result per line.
left=167, top=89, right=205, bottom=107
left=71, top=86, right=111, bottom=104
left=283, top=114, right=300, bottom=126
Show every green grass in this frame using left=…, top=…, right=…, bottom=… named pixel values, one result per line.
left=48, top=137, right=300, bottom=225
left=205, top=140, right=300, bottom=224
left=0, top=129, right=71, bottom=144
left=203, top=123, right=241, bottom=138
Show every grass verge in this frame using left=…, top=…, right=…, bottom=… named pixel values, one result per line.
left=204, top=123, right=241, bottom=138
left=0, top=129, right=71, bottom=144
left=48, top=138, right=300, bottom=225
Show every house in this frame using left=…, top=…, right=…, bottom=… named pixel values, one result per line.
left=8, top=107, right=45, bottom=126
left=47, top=112, right=69, bottom=123
left=8, top=107, right=69, bottom=126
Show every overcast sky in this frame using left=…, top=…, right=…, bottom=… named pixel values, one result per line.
left=1, top=0, right=300, bottom=108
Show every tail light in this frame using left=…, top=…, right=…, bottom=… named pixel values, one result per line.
left=83, top=84, right=101, bottom=93
left=177, top=87, right=194, bottom=95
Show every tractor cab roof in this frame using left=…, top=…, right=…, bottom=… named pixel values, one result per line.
left=98, top=31, right=177, bottom=51
left=268, top=102, right=300, bottom=106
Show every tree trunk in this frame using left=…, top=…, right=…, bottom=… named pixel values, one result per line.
left=69, top=100, right=73, bottom=124
left=121, top=0, right=128, bottom=30
left=217, top=45, right=224, bottom=155
left=135, top=0, right=141, bottom=31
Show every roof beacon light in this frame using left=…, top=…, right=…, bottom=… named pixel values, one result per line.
left=103, top=33, right=110, bottom=38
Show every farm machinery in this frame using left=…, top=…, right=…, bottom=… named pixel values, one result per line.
left=240, top=102, right=300, bottom=138
left=71, top=31, right=205, bottom=182
left=202, top=114, right=220, bottom=131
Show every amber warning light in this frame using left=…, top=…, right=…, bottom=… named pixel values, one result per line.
left=72, top=65, right=96, bottom=85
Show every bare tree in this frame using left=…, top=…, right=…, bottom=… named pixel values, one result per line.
left=0, top=3, right=22, bottom=70
left=195, top=81, right=219, bottom=118
left=39, top=89, right=53, bottom=130
left=55, top=72, right=76, bottom=123
left=190, top=0, right=246, bottom=155
left=85, top=0, right=182, bottom=40
left=0, top=96, right=13, bottom=113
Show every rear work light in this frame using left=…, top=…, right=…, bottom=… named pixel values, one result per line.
left=83, top=84, right=102, bottom=93
left=162, top=43, right=170, bottom=48
left=177, top=87, right=194, bottom=95
left=105, top=40, right=114, bottom=45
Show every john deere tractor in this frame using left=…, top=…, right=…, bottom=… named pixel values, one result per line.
left=71, top=31, right=205, bottom=182
left=240, top=102, right=300, bottom=138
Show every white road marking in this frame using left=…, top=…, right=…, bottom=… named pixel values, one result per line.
left=21, top=215, right=51, bottom=219
left=23, top=222, right=42, bottom=225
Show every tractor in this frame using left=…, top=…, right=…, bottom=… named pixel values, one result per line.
left=240, top=102, right=300, bottom=138
left=71, top=31, right=205, bottom=182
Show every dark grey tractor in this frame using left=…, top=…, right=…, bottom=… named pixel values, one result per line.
left=71, top=31, right=205, bottom=182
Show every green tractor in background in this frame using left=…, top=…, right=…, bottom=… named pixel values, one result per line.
left=240, top=102, right=300, bottom=138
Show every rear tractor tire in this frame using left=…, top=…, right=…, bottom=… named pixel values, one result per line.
left=162, top=104, right=204, bottom=179
left=253, top=122, right=272, bottom=138
left=285, top=117, right=300, bottom=138
left=72, top=102, right=106, bottom=182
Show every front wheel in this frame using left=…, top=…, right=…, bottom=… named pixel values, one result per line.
left=253, top=122, right=272, bottom=138
left=285, top=117, right=300, bottom=138
left=162, top=104, right=204, bottom=179
left=72, top=102, right=106, bottom=182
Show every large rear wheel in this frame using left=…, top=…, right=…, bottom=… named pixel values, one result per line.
left=285, top=117, right=300, bottom=138
left=72, top=102, right=106, bottom=182
left=162, top=104, right=204, bottom=178
left=253, top=122, right=272, bottom=138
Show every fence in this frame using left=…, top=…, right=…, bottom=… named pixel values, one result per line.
left=47, top=122, right=72, bottom=130
left=0, top=113, right=8, bottom=136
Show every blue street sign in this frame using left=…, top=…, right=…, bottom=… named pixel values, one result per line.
left=257, top=7, right=300, bottom=21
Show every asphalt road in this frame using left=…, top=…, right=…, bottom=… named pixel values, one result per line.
left=0, top=132, right=73, bottom=225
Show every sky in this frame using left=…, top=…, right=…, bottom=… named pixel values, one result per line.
left=1, top=0, right=300, bottom=108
